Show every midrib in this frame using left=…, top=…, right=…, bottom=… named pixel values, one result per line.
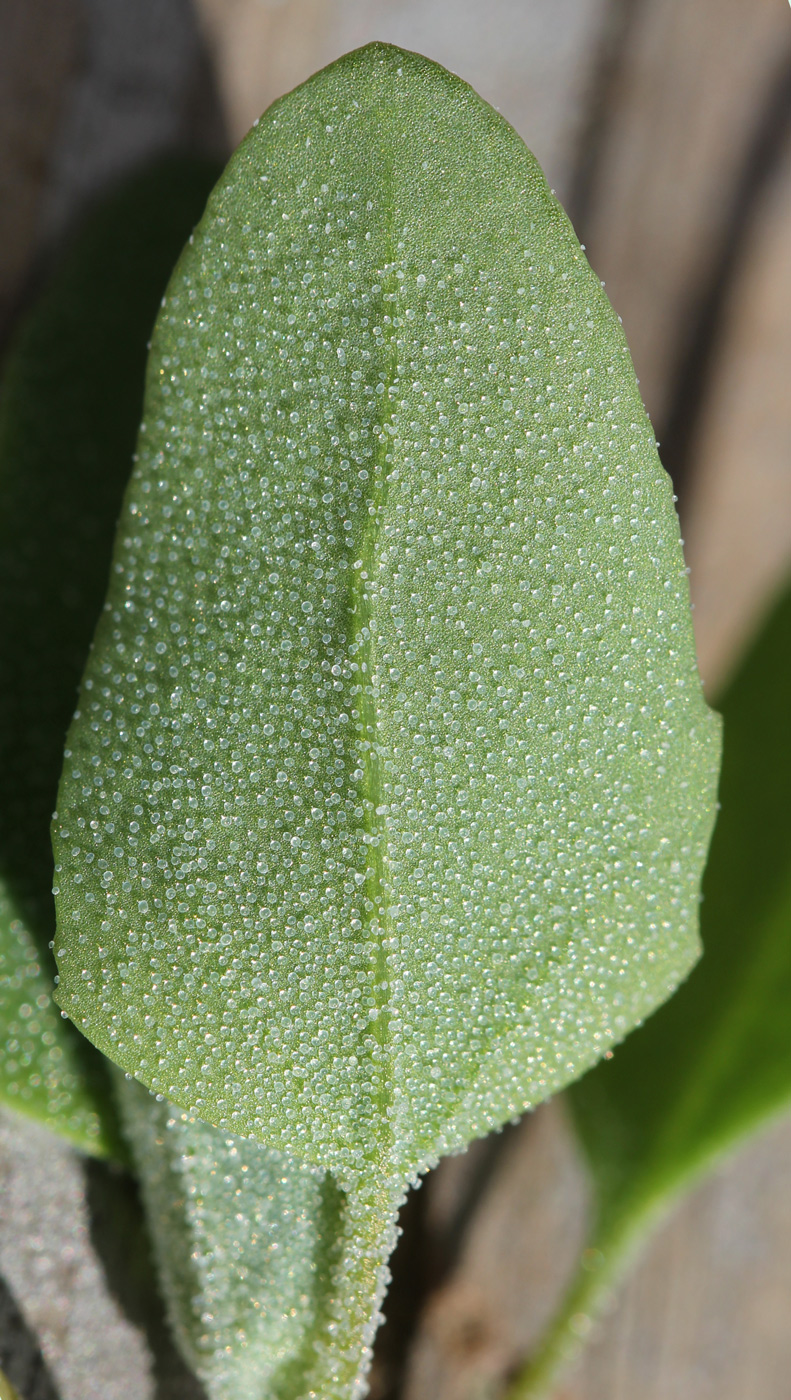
left=347, top=144, right=400, bottom=1160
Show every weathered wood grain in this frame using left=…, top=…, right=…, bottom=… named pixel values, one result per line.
left=193, top=0, right=608, bottom=202
left=577, top=0, right=791, bottom=431
left=558, top=1115, right=791, bottom=1400
left=683, top=132, right=791, bottom=691
left=0, top=1110, right=151, bottom=1400
left=39, top=0, right=226, bottom=248
left=402, top=1104, right=589, bottom=1400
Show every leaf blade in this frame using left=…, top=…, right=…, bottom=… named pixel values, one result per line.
left=53, top=43, right=720, bottom=1182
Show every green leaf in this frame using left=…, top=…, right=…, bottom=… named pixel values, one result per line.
left=118, top=1073, right=401, bottom=1400
left=0, top=1368, right=22, bottom=1400
left=508, top=575, right=791, bottom=1397
left=0, top=156, right=220, bottom=1155
left=53, top=43, right=720, bottom=1188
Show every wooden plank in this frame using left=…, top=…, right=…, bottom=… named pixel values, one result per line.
left=193, top=0, right=609, bottom=201
left=683, top=142, right=791, bottom=690
left=40, top=0, right=226, bottom=247
left=0, top=0, right=81, bottom=346
left=401, top=1103, right=589, bottom=1400
left=397, top=1108, right=791, bottom=1400
left=578, top=0, right=791, bottom=429
left=558, top=1115, right=791, bottom=1400
left=0, top=1110, right=152, bottom=1400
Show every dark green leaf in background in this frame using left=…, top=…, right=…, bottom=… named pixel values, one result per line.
left=0, top=156, right=219, bottom=1155
left=53, top=44, right=720, bottom=1188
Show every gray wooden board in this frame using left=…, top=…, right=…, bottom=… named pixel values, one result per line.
left=557, top=1113, right=791, bottom=1400
left=577, top=0, right=791, bottom=429
left=0, top=1109, right=152, bottom=1400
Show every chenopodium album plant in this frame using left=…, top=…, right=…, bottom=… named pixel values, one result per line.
left=44, top=43, right=722, bottom=1399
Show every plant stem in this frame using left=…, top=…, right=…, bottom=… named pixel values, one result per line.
left=502, top=1217, right=637, bottom=1400
left=303, top=1173, right=407, bottom=1400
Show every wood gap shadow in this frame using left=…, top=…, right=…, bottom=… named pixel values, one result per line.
left=567, top=2, right=791, bottom=512
left=0, top=1272, right=62, bottom=1400
left=658, top=44, right=791, bottom=508
left=83, top=1156, right=208, bottom=1400
left=371, top=1118, right=525, bottom=1400
left=566, top=0, right=646, bottom=237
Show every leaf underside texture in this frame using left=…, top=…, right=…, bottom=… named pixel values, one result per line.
left=53, top=44, right=720, bottom=1187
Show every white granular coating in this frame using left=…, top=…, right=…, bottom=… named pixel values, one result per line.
left=118, top=1076, right=401, bottom=1400
left=53, top=46, right=720, bottom=1188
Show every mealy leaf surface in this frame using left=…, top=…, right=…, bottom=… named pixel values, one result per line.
left=53, top=44, right=720, bottom=1185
